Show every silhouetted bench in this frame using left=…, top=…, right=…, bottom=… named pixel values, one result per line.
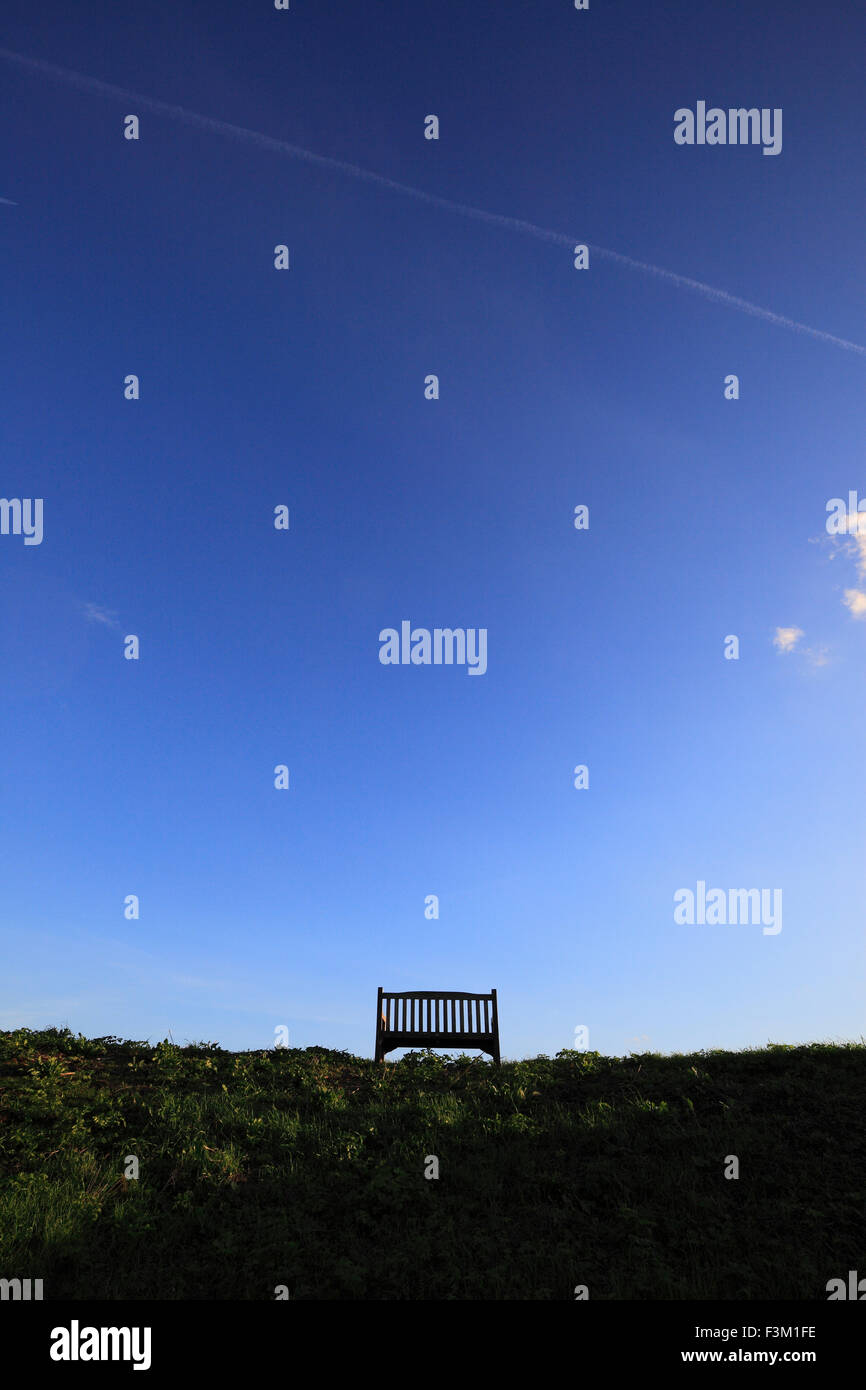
left=375, top=987, right=500, bottom=1063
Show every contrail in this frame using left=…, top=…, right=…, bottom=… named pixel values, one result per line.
left=2, top=44, right=863, bottom=357
left=0, top=196, right=17, bottom=205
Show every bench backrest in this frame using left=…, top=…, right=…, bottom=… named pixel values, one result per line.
left=376, top=987, right=500, bottom=1063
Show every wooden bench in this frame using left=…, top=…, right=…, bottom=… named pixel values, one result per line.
left=375, top=987, right=500, bottom=1064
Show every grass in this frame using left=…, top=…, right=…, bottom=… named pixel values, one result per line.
left=0, top=1027, right=864, bottom=1299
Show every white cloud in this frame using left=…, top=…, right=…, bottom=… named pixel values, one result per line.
left=843, top=588, right=866, bottom=619
left=773, top=626, right=804, bottom=653
left=813, top=507, right=866, bottom=623
left=832, top=511, right=866, bottom=617
left=82, top=602, right=119, bottom=628
left=804, top=645, right=830, bottom=666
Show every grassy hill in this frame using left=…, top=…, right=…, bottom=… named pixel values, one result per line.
left=1, top=1027, right=863, bottom=1300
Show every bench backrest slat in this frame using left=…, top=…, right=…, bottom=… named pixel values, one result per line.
left=375, top=987, right=500, bottom=1063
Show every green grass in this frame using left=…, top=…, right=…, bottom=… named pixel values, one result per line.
left=1, top=1027, right=863, bottom=1299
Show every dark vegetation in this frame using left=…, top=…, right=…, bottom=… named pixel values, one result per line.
left=1, top=1028, right=863, bottom=1299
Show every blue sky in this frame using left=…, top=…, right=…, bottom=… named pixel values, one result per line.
left=1, top=0, right=864, bottom=1059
